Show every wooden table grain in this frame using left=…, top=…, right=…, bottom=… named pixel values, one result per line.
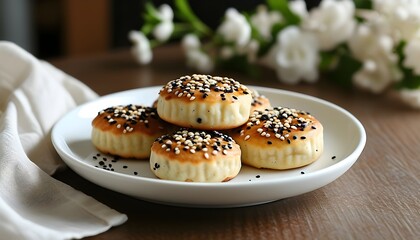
left=51, top=44, right=420, bottom=240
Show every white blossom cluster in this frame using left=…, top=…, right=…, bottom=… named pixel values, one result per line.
left=130, top=0, right=420, bottom=108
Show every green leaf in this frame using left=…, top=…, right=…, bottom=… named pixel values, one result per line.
left=144, top=2, right=160, bottom=21
left=394, top=41, right=420, bottom=89
left=141, top=23, right=154, bottom=35
left=217, top=55, right=260, bottom=77
left=141, top=2, right=161, bottom=33
left=353, top=0, right=373, bottom=9
left=325, top=46, right=362, bottom=87
left=319, top=50, right=337, bottom=72
left=266, top=0, right=300, bottom=25
left=174, top=0, right=212, bottom=36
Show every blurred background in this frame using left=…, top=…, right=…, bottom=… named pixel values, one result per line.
left=0, top=0, right=320, bottom=60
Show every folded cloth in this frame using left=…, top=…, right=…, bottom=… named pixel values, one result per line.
left=0, top=42, right=127, bottom=239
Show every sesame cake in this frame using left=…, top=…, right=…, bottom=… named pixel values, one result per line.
left=231, top=107, right=323, bottom=170
left=150, top=129, right=241, bottom=182
left=250, top=88, right=271, bottom=113
left=156, top=74, right=253, bottom=130
left=91, top=105, right=174, bottom=159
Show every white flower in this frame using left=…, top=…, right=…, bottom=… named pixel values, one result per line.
left=152, top=4, right=174, bottom=42
left=372, top=0, right=420, bottom=41
left=246, top=40, right=259, bottom=63
left=220, top=46, right=234, bottom=59
left=217, top=8, right=251, bottom=47
left=302, top=0, right=356, bottom=50
left=128, top=30, right=152, bottom=64
left=250, top=5, right=282, bottom=40
left=348, top=24, right=395, bottom=61
left=289, top=0, right=308, bottom=19
left=396, top=88, right=420, bottom=109
left=263, top=26, right=319, bottom=84
left=348, top=23, right=401, bottom=93
left=353, top=59, right=400, bottom=93
left=403, top=30, right=420, bottom=75
left=181, top=34, right=214, bottom=73
left=185, top=50, right=214, bottom=73
left=181, top=33, right=200, bottom=51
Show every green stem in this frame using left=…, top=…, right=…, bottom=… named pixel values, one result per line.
left=174, top=0, right=213, bottom=37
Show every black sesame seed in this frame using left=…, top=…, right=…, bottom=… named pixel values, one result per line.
left=197, top=118, right=202, bottom=123
left=332, top=156, right=336, bottom=160
left=260, top=114, right=269, bottom=121
left=301, top=136, right=306, bottom=140
left=93, top=156, right=97, bottom=160
left=232, top=96, right=238, bottom=100
left=123, top=165, right=128, bottom=169
left=293, top=136, right=297, bottom=140
left=256, top=175, right=260, bottom=178
left=301, top=171, right=305, bottom=174
left=267, top=141, right=272, bottom=145
left=99, top=161, right=105, bottom=166
left=134, top=172, right=138, bottom=175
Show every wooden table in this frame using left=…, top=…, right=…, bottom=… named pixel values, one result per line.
left=51, top=45, right=420, bottom=239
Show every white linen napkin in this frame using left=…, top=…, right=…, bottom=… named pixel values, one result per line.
left=0, top=41, right=127, bottom=239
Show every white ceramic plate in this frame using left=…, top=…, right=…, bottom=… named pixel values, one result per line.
left=52, top=86, right=366, bottom=208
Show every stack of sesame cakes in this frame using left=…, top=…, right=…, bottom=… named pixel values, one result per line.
left=91, top=74, right=324, bottom=182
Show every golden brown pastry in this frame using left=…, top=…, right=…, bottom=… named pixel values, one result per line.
left=91, top=105, right=173, bottom=159
left=150, top=129, right=241, bottom=182
left=231, top=107, right=323, bottom=169
left=156, top=74, right=252, bottom=130
left=250, top=88, right=271, bottom=113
